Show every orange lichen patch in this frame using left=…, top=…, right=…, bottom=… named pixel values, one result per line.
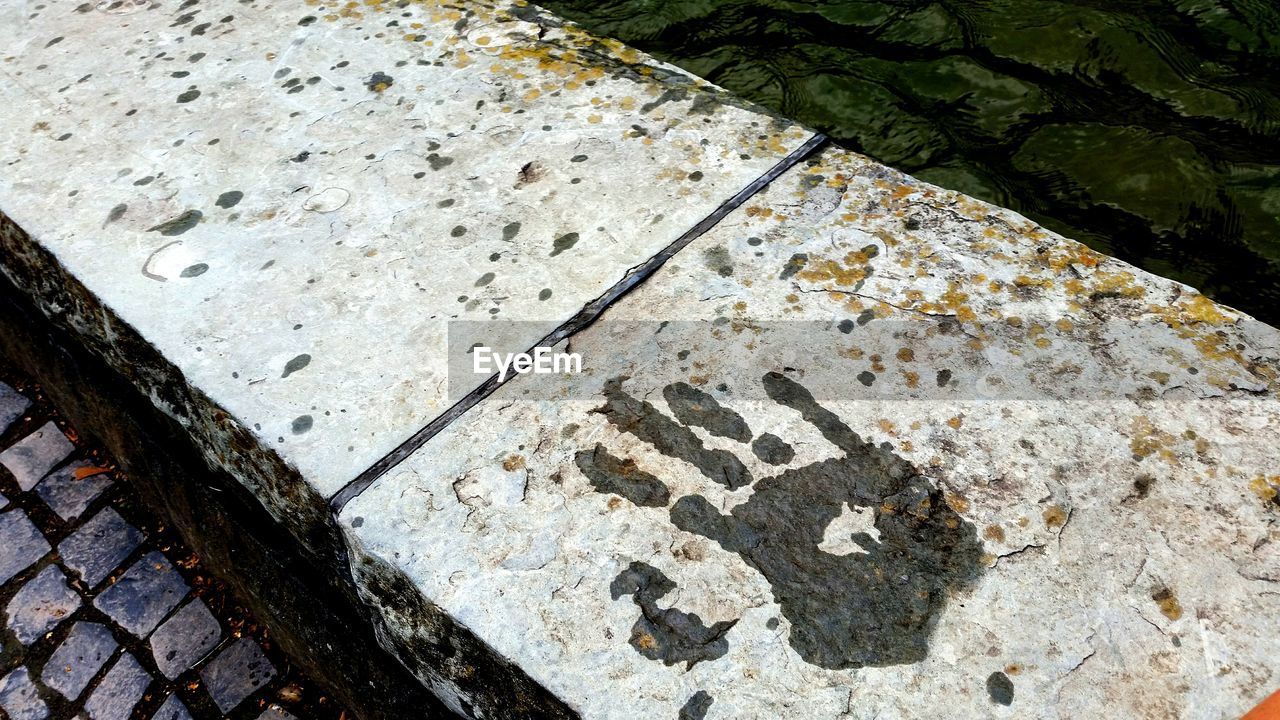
left=1042, top=505, right=1068, bottom=529
left=1085, top=271, right=1147, bottom=299
left=1249, top=476, right=1279, bottom=503
left=1151, top=587, right=1183, bottom=621
left=983, top=524, right=1006, bottom=542
left=502, top=454, right=526, bottom=471
left=944, top=492, right=970, bottom=514
left=902, top=370, right=919, bottom=388
left=795, top=249, right=876, bottom=287
left=946, top=415, right=963, bottom=429
left=1130, top=417, right=1179, bottom=463
left=877, top=419, right=897, bottom=435
left=1004, top=664, right=1023, bottom=676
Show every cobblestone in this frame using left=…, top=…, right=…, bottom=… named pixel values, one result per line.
left=0, top=421, right=74, bottom=491
left=0, top=371, right=346, bottom=719
left=149, top=599, right=221, bottom=680
left=6, top=565, right=80, bottom=643
left=57, top=508, right=142, bottom=588
left=152, top=693, right=195, bottom=720
left=200, top=638, right=277, bottom=714
left=34, top=461, right=113, bottom=523
left=0, top=382, right=30, bottom=434
left=41, top=621, right=117, bottom=701
left=0, top=666, right=48, bottom=720
left=83, top=652, right=151, bottom=720
left=92, top=551, right=188, bottom=637
left=0, top=509, right=49, bottom=585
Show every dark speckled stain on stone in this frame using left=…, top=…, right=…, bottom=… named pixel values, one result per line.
left=147, top=210, right=202, bottom=236
left=364, top=71, right=394, bottom=92
left=176, top=89, right=200, bottom=103
left=550, top=232, right=579, bottom=257
left=290, top=414, right=312, bottom=434
left=179, top=263, right=208, bottom=277
left=592, top=373, right=983, bottom=670
left=575, top=443, right=669, bottom=507
left=987, top=671, right=1014, bottom=705
left=678, top=690, right=714, bottom=720
left=702, top=245, right=734, bottom=277
left=215, top=190, right=243, bottom=209
left=281, top=353, right=311, bottom=378
left=779, top=252, right=808, bottom=280
left=609, top=561, right=736, bottom=668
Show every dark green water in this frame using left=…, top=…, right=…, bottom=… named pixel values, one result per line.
left=543, top=0, right=1280, bottom=324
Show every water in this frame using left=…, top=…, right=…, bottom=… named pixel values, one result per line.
left=542, top=0, right=1280, bottom=325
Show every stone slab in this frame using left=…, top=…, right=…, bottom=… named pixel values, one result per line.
left=341, top=148, right=1280, bottom=718
left=0, top=421, right=73, bottom=491
left=0, top=0, right=812, bottom=514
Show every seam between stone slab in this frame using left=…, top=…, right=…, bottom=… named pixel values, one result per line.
left=328, top=132, right=830, bottom=514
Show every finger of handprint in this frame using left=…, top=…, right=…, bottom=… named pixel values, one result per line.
left=670, top=495, right=761, bottom=555
left=662, top=382, right=752, bottom=443
left=761, top=371, right=867, bottom=454
left=575, top=444, right=671, bottom=507
left=600, top=377, right=753, bottom=490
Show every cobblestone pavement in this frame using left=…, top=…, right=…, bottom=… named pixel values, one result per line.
left=0, top=369, right=347, bottom=720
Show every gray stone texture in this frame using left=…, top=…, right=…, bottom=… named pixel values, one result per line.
left=84, top=652, right=152, bottom=720
left=41, top=621, right=117, bottom=701
left=35, top=460, right=113, bottom=522
left=258, top=707, right=298, bottom=720
left=0, top=381, right=30, bottom=435
left=58, top=507, right=142, bottom=587
left=152, top=694, right=195, bottom=720
left=0, top=509, right=49, bottom=585
left=6, top=564, right=80, bottom=643
left=0, top=421, right=73, bottom=490
left=200, top=637, right=277, bottom=714
left=93, top=551, right=188, bottom=637
left=0, top=666, right=47, bottom=720
left=149, top=598, right=221, bottom=680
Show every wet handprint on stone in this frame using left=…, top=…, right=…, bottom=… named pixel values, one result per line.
left=578, top=372, right=983, bottom=670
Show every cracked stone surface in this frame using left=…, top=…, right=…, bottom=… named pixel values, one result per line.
left=0, top=421, right=73, bottom=491
left=6, top=565, right=80, bottom=644
left=0, top=0, right=813, bottom=532
left=341, top=148, right=1280, bottom=718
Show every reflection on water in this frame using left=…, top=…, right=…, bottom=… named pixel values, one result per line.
left=543, top=0, right=1280, bottom=324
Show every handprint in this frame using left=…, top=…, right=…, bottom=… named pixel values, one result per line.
left=577, top=372, right=983, bottom=670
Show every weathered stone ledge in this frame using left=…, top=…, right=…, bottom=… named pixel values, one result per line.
left=2, top=0, right=1278, bottom=718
